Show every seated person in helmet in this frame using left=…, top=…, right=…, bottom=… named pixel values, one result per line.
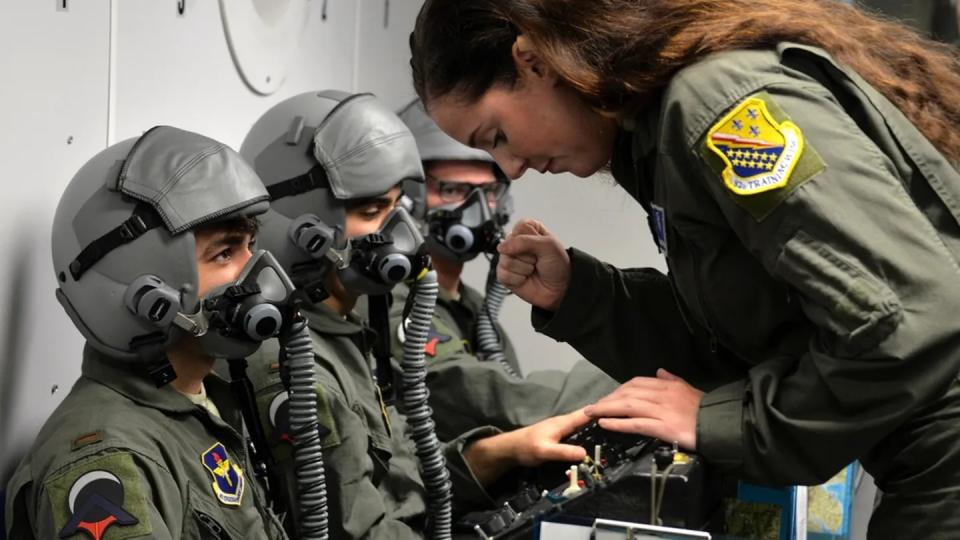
left=240, top=91, right=591, bottom=540
left=394, top=99, right=619, bottom=441
left=4, top=126, right=293, bottom=539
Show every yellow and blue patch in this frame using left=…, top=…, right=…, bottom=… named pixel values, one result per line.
left=201, top=442, right=245, bottom=506
left=699, top=92, right=826, bottom=221
left=706, top=96, right=804, bottom=195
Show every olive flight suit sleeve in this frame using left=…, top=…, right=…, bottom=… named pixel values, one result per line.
left=7, top=448, right=183, bottom=540
left=533, top=254, right=743, bottom=388
left=672, top=81, right=960, bottom=484
left=441, top=425, right=504, bottom=510
left=390, top=299, right=618, bottom=441
left=425, top=350, right=620, bottom=439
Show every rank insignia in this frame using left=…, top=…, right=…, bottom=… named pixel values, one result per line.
left=706, top=96, right=805, bottom=195
left=201, top=442, right=245, bottom=506
left=59, top=470, right=138, bottom=540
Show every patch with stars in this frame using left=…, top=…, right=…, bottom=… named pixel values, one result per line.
left=699, top=92, right=826, bottom=221
left=200, top=443, right=245, bottom=506
left=706, top=95, right=804, bottom=195
left=45, top=452, right=152, bottom=540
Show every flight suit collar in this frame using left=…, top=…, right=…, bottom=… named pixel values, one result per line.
left=80, top=343, right=244, bottom=431
left=610, top=96, right=663, bottom=209
left=303, top=301, right=365, bottom=336
left=438, top=281, right=479, bottom=310
left=629, top=99, right=662, bottom=159
left=82, top=344, right=201, bottom=414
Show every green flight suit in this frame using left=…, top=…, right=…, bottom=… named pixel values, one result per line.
left=244, top=303, right=499, bottom=540
left=533, top=43, right=960, bottom=538
left=4, top=345, right=288, bottom=540
left=390, top=282, right=619, bottom=442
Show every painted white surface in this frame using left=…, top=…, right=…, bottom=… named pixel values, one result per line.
left=111, top=0, right=357, bottom=149
left=0, top=0, right=111, bottom=478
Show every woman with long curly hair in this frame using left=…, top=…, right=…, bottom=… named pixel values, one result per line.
left=410, top=0, right=960, bottom=536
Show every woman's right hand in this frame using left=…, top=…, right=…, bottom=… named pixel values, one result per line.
left=496, top=219, right=571, bottom=312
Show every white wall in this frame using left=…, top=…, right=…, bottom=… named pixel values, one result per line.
left=0, top=0, right=664, bottom=489
left=0, top=0, right=112, bottom=485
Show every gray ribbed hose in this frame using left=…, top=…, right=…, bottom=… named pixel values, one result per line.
left=402, top=269, right=453, bottom=540
left=475, top=268, right=519, bottom=378
left=283, top=319, right=329, bottom=540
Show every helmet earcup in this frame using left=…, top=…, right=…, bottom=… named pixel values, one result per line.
left=123, top=275, right=182, bottom=328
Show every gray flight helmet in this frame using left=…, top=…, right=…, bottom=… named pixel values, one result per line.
left=240, top=90, right=424, bottom=292
left=52, top=126, right=270, bottom=362
left=396, top=98, right=513, bottom=222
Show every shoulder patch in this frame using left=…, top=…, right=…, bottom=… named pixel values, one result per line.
left=45, top=452, right=152, bottom=540
left=424, top=323, right=453, bottom=357
left=700, top=92, right=826, bottom=220
left=200, top=443, right=245, bottom=507
left=396, top=317, right=459, bottom=358
left=257, top=386, right=341, bottom=462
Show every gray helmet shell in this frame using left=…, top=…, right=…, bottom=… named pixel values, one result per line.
left=396, top=98, right=513, bottom=223
left=52, top=126, right=269, bottom=361
left=241, top=91, right=424, bottom=288
left=397, top=98, right=495, bottom=163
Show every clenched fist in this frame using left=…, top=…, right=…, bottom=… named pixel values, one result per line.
left=496, top=219, right=571, bottom=311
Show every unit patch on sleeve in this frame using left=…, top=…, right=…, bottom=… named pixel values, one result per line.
left=699, top=91, right=826, bottom=220
left=45, top=452, right=152, bottom=540
left=201, top=443, right=245, bottom=506
left=259, top=387, right=340, bottom=462
left=396, top=317, right=455, bottom=358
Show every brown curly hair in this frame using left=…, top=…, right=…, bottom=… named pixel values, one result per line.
left=411, top=0, right=960, bottom=163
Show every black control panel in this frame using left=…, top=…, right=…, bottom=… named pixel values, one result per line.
left=455, top=421, right=721, bottom=539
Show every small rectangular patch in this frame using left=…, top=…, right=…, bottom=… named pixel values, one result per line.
left=71, top=431, right=102, bottom=451
left=650, top=204, right=668, bottom=256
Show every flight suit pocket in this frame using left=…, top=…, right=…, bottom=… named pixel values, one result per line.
left=368, top=432, right=394, bottom=485
left=182, top=484, right=236, bottom=540
left=775, top=230, right=902, bottom=354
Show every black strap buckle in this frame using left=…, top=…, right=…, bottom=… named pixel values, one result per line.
left=266, top=165, right=329, bottom=201
left=68, top=205, right=163, bottom=281
left=118, top=215, right=148, bottom=240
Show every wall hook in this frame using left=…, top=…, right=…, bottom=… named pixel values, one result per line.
left=177, top=0, right=186, bottom=16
